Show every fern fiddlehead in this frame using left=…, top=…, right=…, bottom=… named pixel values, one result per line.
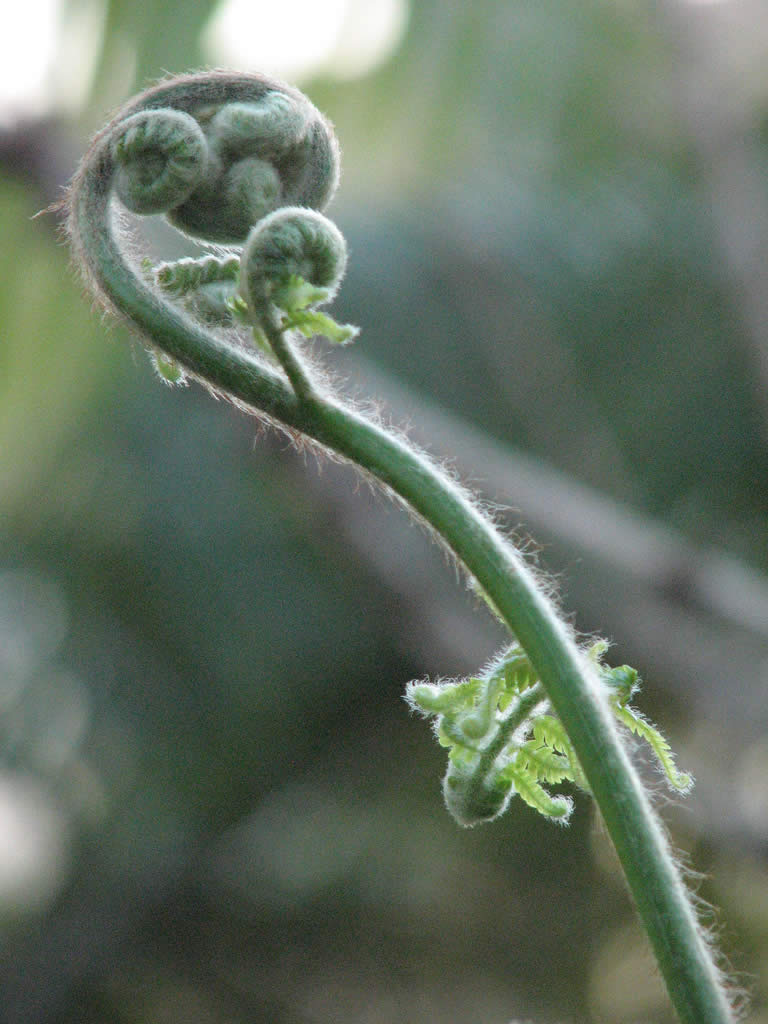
left=107, top=73, right=339, bottom=242
left=64, top=71, right=737, bottom=1024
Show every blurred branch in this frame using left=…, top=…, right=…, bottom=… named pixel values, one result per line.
left=351, top=356, right=768, bottom=638
left=312, top=357, right=768, bottom=738
left=657, top=0, right=768, bottom=439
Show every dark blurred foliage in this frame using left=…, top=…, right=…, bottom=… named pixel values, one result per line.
left=1, top=1, right=768, bottom=1022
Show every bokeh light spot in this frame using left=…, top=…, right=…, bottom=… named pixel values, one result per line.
left=202, top=0, right=408, bottom=83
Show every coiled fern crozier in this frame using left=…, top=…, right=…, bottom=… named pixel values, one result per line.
left=64, top=70, right=738, bottom=1024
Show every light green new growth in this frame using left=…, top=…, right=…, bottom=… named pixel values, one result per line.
left=406, top=641, right=692, bottom=828
left=154, top=252, right=358, bottom=344
left=275, top=274, right=359, bottom=345
left=64, top=70, right=738, bottom=1024
left=155, top=254, right=241, bottom=295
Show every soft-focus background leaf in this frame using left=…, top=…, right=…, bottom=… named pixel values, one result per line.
left=1, top=1, right=767, bottom=1022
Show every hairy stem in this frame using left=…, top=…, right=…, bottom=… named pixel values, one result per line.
left=306, top=396, right=733, bottom=1024
left=67, top=88, right=735, bottom=1024
left=477, top=682, right=545, bottom=768
left=259, top=312, right=319, bottom=402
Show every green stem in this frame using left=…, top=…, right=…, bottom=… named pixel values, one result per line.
left=479, top=682, right=545, bottom=767
left=308, top=399, right=733, bottom=1024
left=68, top=133, right=735, bottom=1024
left=461, top=682, right=547, bottom=817
left=259, top=312, right=318, bottom=402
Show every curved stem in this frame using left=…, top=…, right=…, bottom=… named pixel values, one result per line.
left=305, top=397, right=734, bottom=1024
left=259, top=313, right=319, bottom=402
left=479, top=683, right=545, bottom=768
left=69, top=132, right=735, bottom=1024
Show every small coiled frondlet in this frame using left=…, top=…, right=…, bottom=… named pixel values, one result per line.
left=240, top=207, right=348, bottom=314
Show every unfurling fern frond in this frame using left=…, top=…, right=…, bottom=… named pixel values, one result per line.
left=155, top=254, right=241, bottom=296
left=600, top=663, right=693, bottom=792
left=613, top=702, right=694, bottom=793
left=515, top=737, right=574, bottom=786
left=65, top=71, right=733, bottom=1023
left=406, top=642, right=691, bottom=827
left=502, top=764, right=573, bottom=821
left=530, top=715, right=590, bottom=792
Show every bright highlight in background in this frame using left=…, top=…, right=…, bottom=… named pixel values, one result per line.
left=0, top=0, right=61, bottom=122
left=0, top=0, right=104, bottom=124
left=203, top=0, right=409, bottom=82
left=0, top=776, right=70, bottom=911
left=0, top=0, right=407, bottom=125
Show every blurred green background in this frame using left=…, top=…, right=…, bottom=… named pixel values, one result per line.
left=2, top=1, right=768, bottom=1021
